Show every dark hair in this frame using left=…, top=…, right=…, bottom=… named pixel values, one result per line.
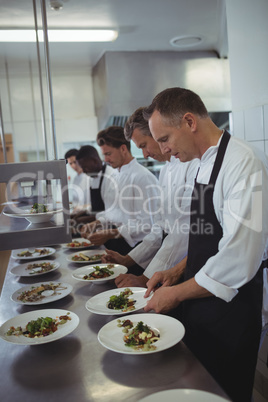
left=124, top=107, right=151, bottom=141
left=76, top=145, right=101, bottom=161
left=143, top=87, right=208, bottom=127
left=97, top=126, right=131, bottom=151
left=64, top=148, right=78, bottom=159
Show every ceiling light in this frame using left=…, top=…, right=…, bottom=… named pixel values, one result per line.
left=0, top=29, right=118, bottom=42
left=170, top=35, right=203, bottom=48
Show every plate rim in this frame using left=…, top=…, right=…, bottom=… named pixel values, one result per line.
left=72, top=263, right=127, bottom=282
left=0, top=308, right=79, bottom=345
left=10, top=260, right=60, bottom=277
left=10, top=281, right=73, bottom=305
left=97, top=312, right=185, bottom=355
left=85, top=286, right=149, bottom=315
left=11, top=247, right=56, bottom=260
left=138, top=389, right=230, bottom=402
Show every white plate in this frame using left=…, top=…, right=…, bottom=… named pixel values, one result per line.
left=72, top=263, right=127, bottom=283
left=139, top=389, right=229, bottom=402
left=86, top=287, right=152, bottom=315
left=11, top=247, right=56, bottom=260
left=67, top=249, right=106, bottom=264
left=10, top=260, right=60, bottom=277
left=98, top=313, right=185, bottom=355
left=0, top=309, right=79, bottom=345
left=62, top=238, right=94, bottom=250
left=4, top=209, right=62, bottom=224
left=11, top=282, right=73, bottom=305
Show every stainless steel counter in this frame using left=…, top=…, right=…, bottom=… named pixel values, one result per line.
left=0, top=245, right=230, bottom=402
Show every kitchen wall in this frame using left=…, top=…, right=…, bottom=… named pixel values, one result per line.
left=0, top=64, right=98, bottom=162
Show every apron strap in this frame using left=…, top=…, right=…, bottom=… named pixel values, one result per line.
left=209, top=130, right=231, bottom=185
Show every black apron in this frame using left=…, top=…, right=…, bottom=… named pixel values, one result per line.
left=90, top=164, right=106, bottom=212
left=182, top=131, right=263, bottom=402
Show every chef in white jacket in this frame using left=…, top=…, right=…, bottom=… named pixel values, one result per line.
left=103, top=107, right=199, bottom=287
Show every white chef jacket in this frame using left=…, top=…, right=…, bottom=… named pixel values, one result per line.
left=96, top=158, right=161, bottom=247
left=129, top=157, right=199, bottom=274
left=194, top=134, right=268, bottom=304
left=71, top=172, right=91, bottom=208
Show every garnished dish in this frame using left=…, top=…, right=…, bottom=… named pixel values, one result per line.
left=117, top=319, right=160, bottom=351
left=30, top=203, right=48, bottom=214
left=108, top=288, right=136, bottom=312
left=85, top=287, right=151, bottom=315
left=67, top=249, right=106, bottom=264
left=12, top=247, right=56, bottom=260
left=10, top=260, right=60, bottom=277
left=82, top=264, right=114, bottom=280
left=72, top=253, right=104, bottom=262
left=0, top=309, right=80, bottom=345
left=64, top=238, right=93, bottom=249
left=26, top=261, right=55, bottom=274
left=72, top=263, right=128, bottom=284
left=11, top=282, right=72, bottom=305
left=6, top=314, right=71, bottom=338
left=98, top=313, right=185, bottom=354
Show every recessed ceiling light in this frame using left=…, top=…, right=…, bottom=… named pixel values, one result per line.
left=0, top=29, right=118, bottom=42
left=170, top=35, right=203, bottom=48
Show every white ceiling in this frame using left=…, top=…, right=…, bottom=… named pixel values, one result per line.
left=0, top=0, right=228, bottom=72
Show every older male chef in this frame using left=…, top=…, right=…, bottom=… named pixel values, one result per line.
left=143, top=87, right=268, bottom=402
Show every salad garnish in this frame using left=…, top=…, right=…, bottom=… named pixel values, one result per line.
left=6, top=313, right=71, bottom=338
left=108, top=288, right=136, bottom=312
left=82, top=265, right=114, bottom=280
left=72, top=252, right=103, bottom=262
left=117, top=319, right=160, bottom=351
left=30, top=203, right=48, bottom=214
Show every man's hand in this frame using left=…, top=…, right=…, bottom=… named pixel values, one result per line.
left=81, top=220, right=101, bottom=238
left=85, top=230, right=113, bottom=246
left=115, top=274, right=148, bottom=288
left=102, top=249, right=135, bottom=267
left=144, top=285, right=180, bottom=313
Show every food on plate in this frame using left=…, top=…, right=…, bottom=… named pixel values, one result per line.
left=67, top=240, right=91, bottom=248
left=30, top=203, right=48, bottom=214
left=26, top=262, right=55, bottom=274
left=17, top=248, right=51, bottom=257
left=17, top=283, right=67, bottom=302
left=71, top=252, right=104, bottom=262
left=82, top=265, right=114, bottom=280
left=108, top=288, right=136, bottom=312
left=117, top=319, right=160, bottom=351
left=6, top=314, right=71, bottom=338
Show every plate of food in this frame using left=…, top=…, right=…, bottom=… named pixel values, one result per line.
left=98, top=313, right=185, bottom=355
left=11, top=247, right=56, bottom=260
left=10, top=282, right=73, bottom=305
left=4, top=203, right=62, bottom=224
left=86, top=287, right=152, bottom=315
left=10, top=260, right=60, bottom=277
left=0, top=309, right=79, bottom=345
left=62, top=238, right=94, bottom=250
left=67, top=249, right=106, bottom=263
left=139, top=389, right=230, bottom=402
left=72, top=263, right=127, bottom=283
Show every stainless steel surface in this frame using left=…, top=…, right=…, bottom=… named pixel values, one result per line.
left=93, top=51, right=231, bottom=129
left=0, top=245, right=230, bottom=402
left=0, top=160, right=71, bottom=251
left=0, top=98, right=7, bottom=163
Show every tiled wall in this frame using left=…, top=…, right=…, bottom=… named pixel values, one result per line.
left=230, top=105, right=268, bottom=154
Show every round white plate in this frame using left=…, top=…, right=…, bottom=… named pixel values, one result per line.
left=86, top=287, right=152, bottom=315
left=0, top=309, right=79, bottom=345
left=67, top=249, right=106, bottom=264
left=139, top=389, right=229, bottom=402
left=98, top=313, right=185, bottom=354
left=62, top=238, right=94, bottom=250
left=10, top=260, right=60, bottom=277
left=72, top=263, right=127, bottom=283
left=11, top=281, right=73, bottom=305
left=4, top=209, right=62, bottom=224
left=11, top=247, right=56, bottom=260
